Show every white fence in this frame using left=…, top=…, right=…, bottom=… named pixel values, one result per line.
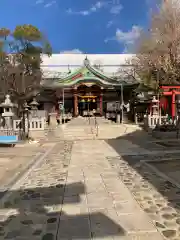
left=146, top=115, right=167, bottom=128
left=13, top=118, right=45, bottom=131
left=144, top=114, right=178, bottom=129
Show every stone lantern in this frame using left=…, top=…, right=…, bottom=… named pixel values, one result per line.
left=0, top=95, right=14, bottom=129
left=29, top=97, right=39, bottom=117
left=151, top=96, right=159, bottom=116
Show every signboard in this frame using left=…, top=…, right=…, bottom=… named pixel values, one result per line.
left=58, top=102, right=64, bottom=111
left=107, top=102, right=119, bottom=111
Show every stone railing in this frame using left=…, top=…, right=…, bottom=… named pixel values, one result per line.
left=29, top=110, right=46, bottom=119
left=144, top=115, right=169, bottom=129
left=13, top=118, right=45, bottom=131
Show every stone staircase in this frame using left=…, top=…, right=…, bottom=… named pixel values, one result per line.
left=56, top=116, right=93, bottom=140
left=39, top=117, right=95, bottom=141
left=35, top=117, right=143, bottom=142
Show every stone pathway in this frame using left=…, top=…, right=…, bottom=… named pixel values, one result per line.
left=0, top=141, right=72, bottom=240
left=108, top=153, right=180, bottom=240
left=0, top=143, right=48, bottom=192
left=0, top=138, right=163, bottom=240
left=3, top=118, right=180, bottom=239
left=62, top=140, right=163, bottom=240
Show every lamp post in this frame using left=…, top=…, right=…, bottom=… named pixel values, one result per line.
left=62, top=88, right=65, bottom=122
left=154, top=69, right=160, bottom=116
left=120, top=84, right=124, bottom=124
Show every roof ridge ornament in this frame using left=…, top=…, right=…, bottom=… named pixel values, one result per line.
left=68, top=64, right=71, bottom=74
left=84, top=56, right=90, bottom=66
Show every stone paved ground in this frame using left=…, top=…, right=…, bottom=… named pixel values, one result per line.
left=108, top=154, right=180, bottom=240
left=0, top=141, right=72, bottom=240
left=62, top=140, right=163, bottom=240
left=105, top=133, right=180, bottom=239
left=0, top=143, right=50, bottom=192
left=0, top=137, right=163, bottom=239
left=1, top=118, right=179, bottom=239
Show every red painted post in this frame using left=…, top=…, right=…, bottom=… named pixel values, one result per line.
left=74, top=89, right=78, bottom=117
left=172, top=90, right=176, bottom=119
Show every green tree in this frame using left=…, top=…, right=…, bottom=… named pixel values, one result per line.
left=0, top=24, right=52, bottom=104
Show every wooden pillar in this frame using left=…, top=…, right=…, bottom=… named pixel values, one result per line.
left=99, top=93, right=103, bottom=116
left=172, top=90, right=176, bottom=119
left=74, top=89, right=78, bottom=117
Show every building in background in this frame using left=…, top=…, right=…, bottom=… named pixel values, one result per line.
left=39, top=54, right=140, bottom=117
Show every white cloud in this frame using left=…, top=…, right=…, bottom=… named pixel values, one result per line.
left=107, top=20, right=113, bottom=28
left=60, top=49, right=83, bottom=54
left=94, top=1, right=106, bottom=8
left=116, top=25, right=142, bottom=44
left=66, top=1, right=123, bottom=16
left=66, top=1, right=107, bottom=16
left=35, top=0, right=56, bottom=7
left=80, top=11, right=90, bottom=16
left=110, top=4, right=123, bottom=14
left=44, top=0, right=56, bottom=8
left=105, top=25, right=142, bottom=45
left=35, top=0, right=44, bottom=4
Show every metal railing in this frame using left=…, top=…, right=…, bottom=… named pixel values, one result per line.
left=86, top=114, right=99, bottom=138
left=94, top=115, right=99, bottom=137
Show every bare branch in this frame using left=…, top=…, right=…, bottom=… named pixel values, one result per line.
left=134, top=0, right=180, bottom=88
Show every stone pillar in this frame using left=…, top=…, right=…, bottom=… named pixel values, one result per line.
left=74, top=89, right=78, bottom=117
left=99, top=93, right=103, bottom=116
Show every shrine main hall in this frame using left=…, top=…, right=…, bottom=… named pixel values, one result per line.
left=39, top=53, right=139, bottom=116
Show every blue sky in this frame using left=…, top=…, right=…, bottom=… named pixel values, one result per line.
left=0, top=0, right=151, bottom=54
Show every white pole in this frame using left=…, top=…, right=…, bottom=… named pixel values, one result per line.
left=62, top=88, right=64, bottom=107
left=121, top=84, right=124, bottom=124
left=62, top=88, right=65, bottom=121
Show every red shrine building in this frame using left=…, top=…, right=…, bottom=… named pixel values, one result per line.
left=39, top=54, right=140, bottom=117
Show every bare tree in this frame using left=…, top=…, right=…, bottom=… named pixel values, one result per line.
left=133, top=0, right=180, bottom=89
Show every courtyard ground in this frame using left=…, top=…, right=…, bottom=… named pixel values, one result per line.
left=0, top=117, right=180, bottom=239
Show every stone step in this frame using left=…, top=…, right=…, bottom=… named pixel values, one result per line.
left=63, top=137, right=95, bottom=140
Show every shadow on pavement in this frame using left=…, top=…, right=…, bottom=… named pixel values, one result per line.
left=0, top=144, right=15, bottom=148
left=0, top=182, right=125, bottom=239
left=106, top=129, right=180, bottom=236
